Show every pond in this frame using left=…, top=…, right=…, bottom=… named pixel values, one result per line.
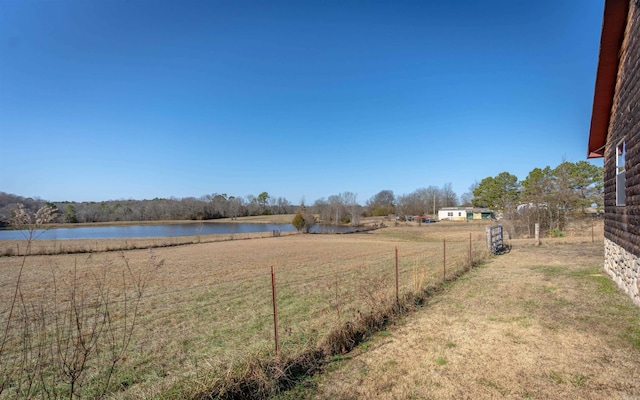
left=0, top=223, right=358, bottom=240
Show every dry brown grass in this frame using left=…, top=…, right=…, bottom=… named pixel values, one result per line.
left=0, top=220, right=494, bottom=398
left=296, top=234, right=640, bottom=400
left=0, top=219, right=608, bottom=398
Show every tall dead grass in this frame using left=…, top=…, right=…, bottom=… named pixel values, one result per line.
left=0, top=219, right=601, bottom=399
left=132, top=230, right=490, bottom=399
left=0, top=205, right=164, bottom=399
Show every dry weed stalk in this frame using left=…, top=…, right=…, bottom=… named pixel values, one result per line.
left=0, top=204, right=163, bottom=399
left=357, top=265, right=391, bottom=313
left=1, top=204, right=57, bottom=396
left=323, top=273, right=343, bottom=323
left=412, top=262, right=428, bottom=293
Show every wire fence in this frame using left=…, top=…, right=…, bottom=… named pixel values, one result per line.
left=2, top=221, right=603, bottom=398
left=499, top=215, right=604, bottom=241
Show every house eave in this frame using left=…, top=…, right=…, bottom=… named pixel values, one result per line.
left=587, top=0, right=629, bottom=159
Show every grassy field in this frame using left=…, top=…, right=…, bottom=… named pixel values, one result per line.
left=1, top=219, right=497, bottom=398
left=286, top=234, right=640, bottom=399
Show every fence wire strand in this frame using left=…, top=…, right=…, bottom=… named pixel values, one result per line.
left=1, top=232, right=497, bottom=398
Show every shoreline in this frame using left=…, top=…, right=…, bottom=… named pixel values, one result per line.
left=0, top=214, right=298, bottom=231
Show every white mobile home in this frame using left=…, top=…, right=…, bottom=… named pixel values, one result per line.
left=438, top=207, right=493, bottom=221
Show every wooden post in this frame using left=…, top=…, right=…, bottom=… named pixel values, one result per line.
left=443, top=238, right=446, bottom=280
left=535, top=223, right=540, bottom=246
left=486, top=226, right=491, bottom=250
left=271, top=266, right=279, bottom=356
left=469, top=233, right=472, bottom=268
left=335, top=273, right=340, bottom=321
left=395, top=246, right=399, bottom=304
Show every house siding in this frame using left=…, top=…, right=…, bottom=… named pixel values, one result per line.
left=603, top=0, right=640, bottom=306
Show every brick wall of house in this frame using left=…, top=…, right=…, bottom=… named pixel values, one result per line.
left=603, top=0, right=640, bottom=307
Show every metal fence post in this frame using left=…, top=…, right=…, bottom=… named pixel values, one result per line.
left=443, top=238, right=446, bottom=280
left=395, top=246, right=399, bottom=304
left=271, top=266, right=279, bottom=356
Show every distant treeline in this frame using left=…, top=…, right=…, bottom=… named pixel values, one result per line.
left=0, top=185, right=457, bottom=229
left=1, top=159, right=604, bottom=231
left=0, top=184, right=462, bottom=228
left=0, top=192, right=294, bottom=226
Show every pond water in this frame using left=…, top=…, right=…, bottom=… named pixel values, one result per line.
left=0, top=223, right=356, bottom=240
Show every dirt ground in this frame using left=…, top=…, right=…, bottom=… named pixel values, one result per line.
left=302, top=241, right=640, bottom=400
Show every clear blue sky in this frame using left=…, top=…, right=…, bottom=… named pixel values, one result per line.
left=0, top=0, right=604, bottom=204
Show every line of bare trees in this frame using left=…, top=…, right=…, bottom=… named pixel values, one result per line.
left=304, top=184, right=460, bottom=225
left=1, top=183, right=464, bottom=228
left=310, top=192, right=361, bottom=226
left=1, top=159, right=602, bottom=233
left=0, top=192, right=293, bottom=226
left=354, top=184, right=460, bottom=219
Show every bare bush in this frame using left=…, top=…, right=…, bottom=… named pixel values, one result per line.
left=0, top=204, right=162, bottom=399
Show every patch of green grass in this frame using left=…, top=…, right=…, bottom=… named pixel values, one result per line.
left=194, top=292, right=209, bottom=302
left=545, top=370, right=565, bottom=384
left=377, top=330, right=392, bottom=337
left=384, top=359, right=397, bottom=368
left=548, top=228, right=565, bottom=238
left=588, top=275, right=618, bottom=295
left=569, top=267, right=602, bottom=278
left=486, top=315, right=528, bottom=324
left=544, top=322, right=561, bottom=331
left=521, top=299, right=540, bottom=313
left=505, top=331, right=523, bottom=344
left=273, top=374, right=320, bottom=400
left=570, top=373, right=589, bottom=387
left=445, top=341, right=457, bottom=348
left=624, top=325, right=640, bottom=349
left=375, top=230, right=427, bottom=242
left=324, top=354, right=350, bottom=373
left=249, top=315, right=268, bottom=332
left=536, top=265, right=569, bottom=276
left=478, top=378, right=510, bottom=395
left=330, top=354, right=350, bottom=363
left=528, top=265, right=568, bottom=277
left=434, top=357, right=446, bottom=366
left=553, top=297, right=574, bottom=307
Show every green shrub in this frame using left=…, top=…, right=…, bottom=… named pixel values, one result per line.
left=292, top=212, right=305, bottom=232
left=548, top=228, right=565, bottom=238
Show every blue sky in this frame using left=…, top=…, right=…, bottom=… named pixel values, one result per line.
left=1, top=0, right=604, bottom=204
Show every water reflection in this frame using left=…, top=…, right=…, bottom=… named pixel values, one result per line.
left=0, top=223, right=358, bottom=240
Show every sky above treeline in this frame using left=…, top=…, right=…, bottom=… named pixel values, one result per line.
left=1, top=0, right=605, bottom=204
